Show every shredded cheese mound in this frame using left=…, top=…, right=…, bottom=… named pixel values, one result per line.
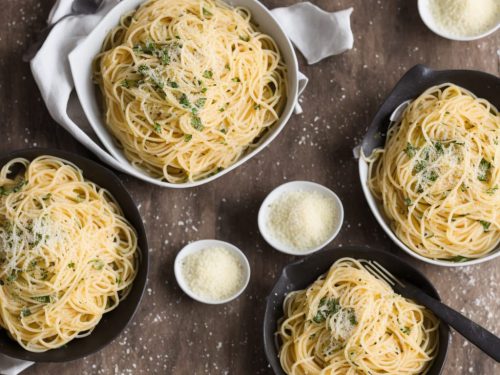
left=267, top=191, right=338, bottom=252
left=428, top=0, right=500, bottom=37
left=181, top=247, right=244, bottom=301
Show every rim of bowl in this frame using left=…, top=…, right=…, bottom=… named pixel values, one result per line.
left=417, top=0, right=500, bottom=41
left=257, top=181, right=344, bottom=256
left=174, top=239, right=251, bottom=304
left=68, top=0, right=299, bottom=189
left=358, top=157, right=500, bottom=267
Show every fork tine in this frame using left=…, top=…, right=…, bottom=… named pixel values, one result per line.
left=370, top=261, right=406, bottom=288
left=361, top=262, right=396, bottom=286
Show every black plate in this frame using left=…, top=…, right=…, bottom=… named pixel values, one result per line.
left=361, top=64, right=500, bottom=156
left=0, top=148, right=149, bottom=362
left=263, top=246, right=450, bottom=375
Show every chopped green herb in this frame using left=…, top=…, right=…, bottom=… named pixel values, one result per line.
left=137, top=64, right=149, bottom=74
left=21, top=308, right=31, bottom=318
left=312, top=297, right=340, bottom=324
left=434, top=141, right=444, bottom=155
left=448, top=255, right=469, bottom=263
left=218, top=107, right=225, bottom=112
left=428, top=170, right=438, bottom=182
left=68, top=262, right=75, bottom=269
left=195, top=98, right=207, bottom=108
left=121, top=80, right=130, bottom=88
left=167, top=80, right=179, bottom=88
left=154, top=122, right=162, bottom=133
left=202, top=7, right=213, bottom=17
left=478, top=158, right=492, bottom=182
left=404, top=143, right=417, bottom=158
left=413, top=160, right=427, bottom=173
left=202, top=70, right=213, bottom=79
left=6, top=271, right=17, bottom=283
left=201, top=87, right=208, bottom=94
left=32, top=296, right=51, bottom=304
left=231, top=77, right=241, bottom=83
left=191, top=116, right=204, bottom=131
left=404, top=198, right=413, bottom=206
left=400, top=327, right=410, bottom=335
left=179, top=93, right=191, bottom=108
left=479, top=220, right=491, bottom=232
left=348, top=308, right=358, bottom=325
left=486, top=185, right=498, bottom=195
left=184, top=134, right=193, bottom=142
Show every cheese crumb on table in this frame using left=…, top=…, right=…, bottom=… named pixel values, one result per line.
left=181, top=247, right=244, bottom=301
left=267, top=190, right=338, bottom=252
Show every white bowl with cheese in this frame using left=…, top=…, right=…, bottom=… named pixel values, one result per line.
left=258, top=181, right=344, bottom=256
left=174, top=240, right=250, bottom=304
left=418, top=0, right=500, bottom=41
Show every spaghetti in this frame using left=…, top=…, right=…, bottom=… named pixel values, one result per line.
left=366, top=84, right=500, bottom=260
left=95, top=0, right=287, bottom=183
left=0, top=156, right=138, bottom=352
left=278, top=258, right=439, bottom=375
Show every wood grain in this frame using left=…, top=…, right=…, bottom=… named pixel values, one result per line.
left=0, top=0, right=499, bottom=374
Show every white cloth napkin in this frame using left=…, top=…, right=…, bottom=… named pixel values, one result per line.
left=271, top=2, right=354, bottom=64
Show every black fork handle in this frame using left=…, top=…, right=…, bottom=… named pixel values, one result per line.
left=401, top=282, right=500, bottom=362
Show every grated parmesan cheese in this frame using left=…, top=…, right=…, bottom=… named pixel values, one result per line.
left=181, top=247, right=244, bottom=301
left=267, top=191, right=338, bottom=252
left=428, top=0, right=500, bottom=37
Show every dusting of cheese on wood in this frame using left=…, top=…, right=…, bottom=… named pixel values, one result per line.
left=267, top=191, right=338, bottom=252
left=181, top=247, right=244, bottom=301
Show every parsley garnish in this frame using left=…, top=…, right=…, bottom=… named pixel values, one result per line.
left=313, top=297, right=340, bottom=324
left=478, top=158, right=492, bottom=182
left=179, top=93, right=191, bottom=108
left=486, top=185, right=498, bottom=195
left=184, top=134, right=193, bottom=142
left=202, top=70, right=213, bottom=79
left=21, top=308, right=31, bottom=318
left=191, top=116, right=204, bottom=131
left=121, top=80, right=130, bottom=88
left=137, top=64, right=149, bottom=74
left=231, top=77, right=241, bottom=83
left=479, top=220, right=491, bottom=232
left=434, top=141, right=444, bottom=155
left=32, top=296, right=51, bottom=303
left=167, top=80, right=179, bottom=88
left=201, top=87, right=208, bottom=94
left=404, top=143, right=417, bottom=158
left=195, top=98, right=207, bottom=108
left=202, top=7, right=213, bottom=17
left=154, top=122, right=162, bottom=133
left=68, top=262, right=75, bottom=269
left=413, top=160, right=427, bottom=173
left=404, top=198, right=413, bottom=206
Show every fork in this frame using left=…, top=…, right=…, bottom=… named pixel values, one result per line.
left=22, top=0, right=104, bottom=62
left=360, top=260, right=500, bottom=363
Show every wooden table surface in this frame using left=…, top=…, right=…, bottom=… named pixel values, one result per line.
left=1, top=0, right=499, bottom=374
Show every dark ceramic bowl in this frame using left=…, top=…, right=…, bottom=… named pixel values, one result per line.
left=0, top=148, right=149, bottom=362
left=263, top=246, right=450, bottom=375
left=359, top=65, right=500, bottom=267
